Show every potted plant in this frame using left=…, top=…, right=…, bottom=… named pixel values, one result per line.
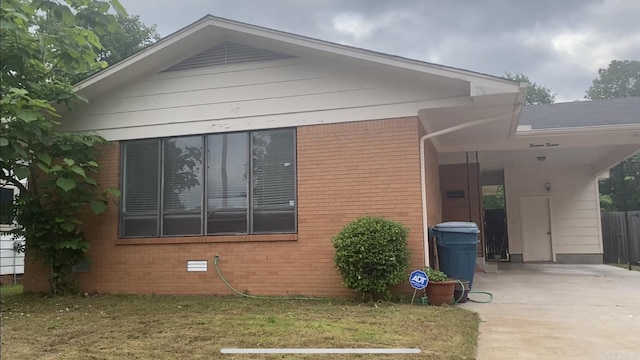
left=424, top=267, right=456, bottom=305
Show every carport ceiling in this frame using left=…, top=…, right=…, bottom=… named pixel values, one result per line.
left=479, top=145, right=617, bottom=171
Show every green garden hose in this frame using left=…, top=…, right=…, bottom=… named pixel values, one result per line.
left=454, top=279, right=493, bottom=304
left=213, top=256, right=321, bottom=301
left=468, top=291, right=493, bottom=303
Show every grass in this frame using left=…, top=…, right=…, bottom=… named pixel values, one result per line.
left=0, top=285, right=478, bottom=360
left=0, top=284, right=23, bottom=296
left=608, top=263, right=640, bottom=271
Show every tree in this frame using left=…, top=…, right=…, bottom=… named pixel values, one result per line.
left=585, top=60, right=640, bottom=100
left=483, top=185, right=505, bottom=210
left=505, top=72, right=556, bottom=105
left=1, top=0, right=125, bottom=294
left=599, top=155, right=640, bottom=211
left=36, top=11, right=160, bottom=83
left=97, top=14, right=160, bottom=65
left=585, top=60, right=640, bottom=211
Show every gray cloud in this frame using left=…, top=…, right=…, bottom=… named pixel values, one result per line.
left=120, top=0, right=640, bottom=101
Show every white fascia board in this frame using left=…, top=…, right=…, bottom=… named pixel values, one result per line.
left=507, top=83, right=529, bottom=136
left=75, top=15, right=521, bottom=100
left=513, top=123, right=640, bottom=138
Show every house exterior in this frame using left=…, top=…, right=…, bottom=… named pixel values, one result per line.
left=22, top=16, right=640, bottom=295
left=1, top=183, right=24, bottom=285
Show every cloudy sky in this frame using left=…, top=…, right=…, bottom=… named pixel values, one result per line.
left=120, top=0, right=639, bottom=102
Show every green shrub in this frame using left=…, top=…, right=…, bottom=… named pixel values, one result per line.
left=332, top=216, right=410, bottom=300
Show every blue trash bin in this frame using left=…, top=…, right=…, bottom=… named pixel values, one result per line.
left=429, top=222, right=479, bottom=289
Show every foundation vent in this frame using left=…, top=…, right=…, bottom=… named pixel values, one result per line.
left=186, top=260, right=208, bottom=272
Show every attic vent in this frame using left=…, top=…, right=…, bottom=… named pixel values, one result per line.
left=163, top=41, right=295, bottom=72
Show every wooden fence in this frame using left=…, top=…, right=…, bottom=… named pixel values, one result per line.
left=601, top=211, right=640, bottom=264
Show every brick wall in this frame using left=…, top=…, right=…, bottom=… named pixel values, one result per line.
left=439, top=163, right=484, bottom=257
left=24, top=117, right=429, bottom=296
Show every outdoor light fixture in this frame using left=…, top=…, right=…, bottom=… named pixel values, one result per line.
left=537, top=156, right=546, bottom=161
left=545, top=182, right=551, bottom=192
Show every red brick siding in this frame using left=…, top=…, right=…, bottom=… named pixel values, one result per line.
left=24, top=117, right=428, bottom=296
left=423, top=139, right=442, bottom=227
left=439, top=163, right=484, bottom=257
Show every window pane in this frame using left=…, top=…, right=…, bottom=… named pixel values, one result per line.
left=162, top=136, right=203, bottom=236
left=122, top=139, right=160, bottom=237
left=252, top=129, right=296, bottom=233
left=207, top=133, right=248, bottom=234
left=0, top=188, right=15, bottom=225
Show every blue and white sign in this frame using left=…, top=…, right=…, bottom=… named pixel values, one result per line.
left=409, top=270, right=428, bottom=290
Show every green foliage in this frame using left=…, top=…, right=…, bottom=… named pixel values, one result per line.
left=504, top=72, right=556, bottom=105
left=332, top=216, right=410, bottom=300
left=482, top=185, right=505, bottom=210
left=585, top=60, right=640, bottom=100
left=584, top=60, right=640, bottom=211
left=424, top=267, right=450, bottom=282
left=97, top=14, right=160, bottom=65
left=599, top=154, right=640, bottom=211
left=1, top=0, right=123, bottom=294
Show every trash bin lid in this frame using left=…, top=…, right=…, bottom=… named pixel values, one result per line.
left=433, top=221, right=480, bottom=234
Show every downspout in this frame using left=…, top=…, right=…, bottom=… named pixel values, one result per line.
left=419, top=112, right=516, bottom=266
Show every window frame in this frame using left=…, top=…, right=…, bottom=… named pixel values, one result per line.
left=0, top=184, right=19, bottom=230
left=119, top=128, right=297, bottom=238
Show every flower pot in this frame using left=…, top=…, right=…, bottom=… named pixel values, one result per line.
left=454, top=280, right=470, bottom=303
left=425, top=279, right=456, bottom=305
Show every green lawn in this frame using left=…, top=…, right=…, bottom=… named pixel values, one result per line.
left=0, top=285, right=478, bottom=359
left=608, top=263, right=640, bottom=271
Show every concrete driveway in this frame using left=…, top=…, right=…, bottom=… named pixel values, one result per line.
left=460, top=264, right=640, bottom=360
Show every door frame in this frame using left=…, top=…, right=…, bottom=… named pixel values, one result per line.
left=519, top=195, right=556, bottom=262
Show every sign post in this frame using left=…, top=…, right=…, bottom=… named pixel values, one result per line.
left=409, top=269, right=429, bottom=304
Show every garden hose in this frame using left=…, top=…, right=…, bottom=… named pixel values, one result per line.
left=213, top=256, right=322, bottom=301
left=453, top=279, right=493, bottom=304
left=453, top=279, right=466, bottom=304
left=468, top=291, right=493, bottom=303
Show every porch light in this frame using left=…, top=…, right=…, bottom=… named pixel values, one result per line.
left=545, top=182, right=551, bottom=192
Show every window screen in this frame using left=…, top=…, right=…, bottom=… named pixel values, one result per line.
left=207, top=133, right=248, bottom=234
left=252, top=129, right=296, bottom=233
left=121, top=139, right=160, bottom=237
left=120, top=129, right=296, bottom=237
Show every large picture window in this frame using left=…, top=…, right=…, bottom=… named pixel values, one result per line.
left=120, top=129, right=296, bottom=237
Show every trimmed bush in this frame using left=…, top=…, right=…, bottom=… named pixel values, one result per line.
left=332, top=216, right=410, bottom=300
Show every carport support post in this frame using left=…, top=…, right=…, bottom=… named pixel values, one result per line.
left=619, top=163, right=632, bottom=271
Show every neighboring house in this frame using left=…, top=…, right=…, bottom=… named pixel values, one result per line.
left=22, top=16, right=640, bottom=295
left=1, top=183, right=24, bottom=285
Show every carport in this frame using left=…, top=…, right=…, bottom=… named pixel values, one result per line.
left=430, top=97, right=640, bottom=264
left=461, top=263, right=640, bottom=359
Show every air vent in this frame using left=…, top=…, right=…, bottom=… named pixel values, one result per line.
left=187, top=260, right=208, bottom=272
left=163, top=41, right=295, bottom=72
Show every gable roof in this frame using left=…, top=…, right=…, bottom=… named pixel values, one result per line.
left=519, top=97, right=640, bottom=130
left=73, top=15, right=522, bottom=100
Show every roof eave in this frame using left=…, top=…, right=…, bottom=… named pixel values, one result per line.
left=513, top=123, right=640, bottom=137
left=74, top=15, right=522, bottom=99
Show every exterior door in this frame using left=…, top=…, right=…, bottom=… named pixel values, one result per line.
left=520, top=197, right=552, bottom=262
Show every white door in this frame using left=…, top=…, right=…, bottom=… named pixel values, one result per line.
left=520, top=197, right=552, bottom=262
